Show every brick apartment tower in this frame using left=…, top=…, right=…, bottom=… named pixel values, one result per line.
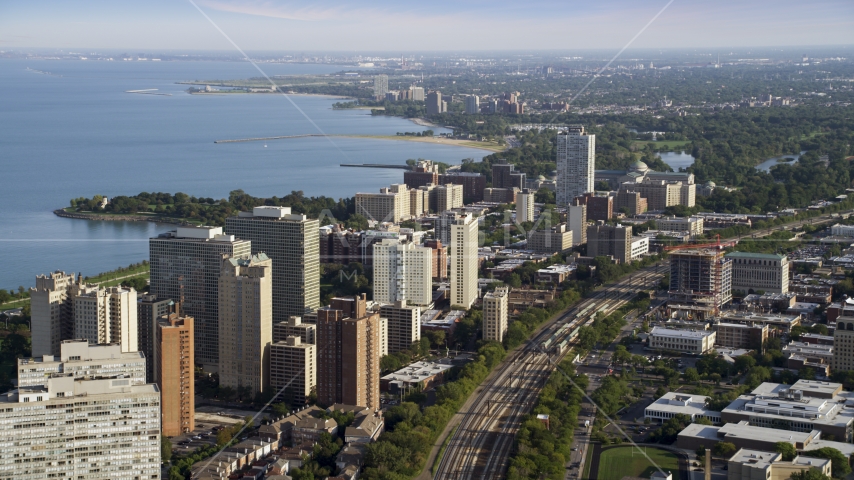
left=155, top=312, right=194, bottom=436
left=316, top=295, right=381, bottom=410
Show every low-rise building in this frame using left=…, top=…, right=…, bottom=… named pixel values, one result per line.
left=536, top=264, right=577, bottom=283
left=644, top=392, right=721, bottom=424
left=258, top=405, right=323, bottom=444
left=677, top=421, right=854, bottom=459
left=713, top=322, right=768, bottom=350
left=380, top=359, right=455, bottom=393
left=292, top=416, right=338, bottom=444
left=344, top=411, right=385, bottom=444
left=656, top=216, right=704, bottom=236
left=649, top=327, right=716, bottom=354
left=718, top=312, right=801, bottom=334
left=630, top=235, right=649, bottom=260
left=527, top=224, right=573, bottom=254
left=721, top=381, right=854, bottom=441
left=784, top=341, right=833, bottom=376
left=727, top=448, right=831, bottom=480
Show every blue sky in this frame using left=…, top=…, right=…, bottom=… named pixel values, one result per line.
left=1, top=0, right=852, bottom=51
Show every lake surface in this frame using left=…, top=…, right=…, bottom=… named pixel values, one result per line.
left=754, top=152, right=805, bottom=172
left=0, top=59, right=488, bottom=291
left=657, top=151, right=695, bottom=171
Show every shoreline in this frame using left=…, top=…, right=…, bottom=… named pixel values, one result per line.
left=340, top=135, right=504, bottom=152
left=53, top=209, right=195, bottom=226
left=187, top=91, right=355, bottom=99
left=409, top=117, right=439, bottom=128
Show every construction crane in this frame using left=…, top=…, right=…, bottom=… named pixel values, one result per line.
left=663, top=233, right=737, bottom=252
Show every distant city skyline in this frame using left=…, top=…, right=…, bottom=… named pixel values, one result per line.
left=1, top=0, right=851, bottom=51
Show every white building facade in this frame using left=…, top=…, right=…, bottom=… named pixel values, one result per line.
left=450, top=213, right=479, bottom=309
left=517, top=189, right=535, bottom=224
left=556, top=125, right=595, bottom=205
left=373, top=239, right=434, bottom=306
left=649, top=327, right=716, bottom=354
left=483, top=286, right=509, bottom=343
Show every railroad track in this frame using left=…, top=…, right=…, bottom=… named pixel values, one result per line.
left=433, top=264, right=667, bottom=479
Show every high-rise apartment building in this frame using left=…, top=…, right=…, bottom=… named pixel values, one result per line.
left=587, top=222, right=632, bottom=263
left=0, top=374, right=161, bottom=479
left=73, top=284, right=138, bottom=352
left=425, top=239, right=448, bottom=280
left=403, top=160, right=439, bottom=189
left=439, top=171, right=486, bottom=203
left=155, top=313, right=194, bottom=436
left=379, top=301, right=422, bottom=354
left=517, top=189, right=535, bottom=223
left=373, top=74, right=388, bottom=97
left=373, top=239, right=433, bottom=306
left=149, top=226, right=252, bottom=368
left=273, top=315, right=317, bottom=344
left=270, top=336, right=316, bottom=406
left=218, top=254, right=273, bottom=398
left=492, top=160, right=526, bottom=190
left=567, top=204, right=587, bottom=246
left=435, top=184, right=464, bottom=213
left=556, top=126, right=595, bottom=205
left=316, top=295, right=381, bottom=410
left=409, top=86, right=425, bottom=101
left=465, top=95, right=480, bottom=114
left=450, top=213, right=479, bottom=309
left=575, top=193, right=613, bottom=221
left=528, top=224, right=573, bottom=254
left=30, top=271, right=77, bottom=357
left=669, top=248, right=733, bottom=318
left=625, top=178, right=696, bottom=210
left=833, top=315, right=854, bottom=371
left=137, top=294, right=174, bottom=383
left=224, top=206, right=320, bottom=321
left=483, top=286, right=509, bottom=343
left=17, top=340, right=146, bottom=389
left=355, top=184, right=411, bottom=223
left=614, top=190, right=648, bottom=215
left=426, top=91, right=446, bottom=115
left=726, top=252, right=790, bottom=295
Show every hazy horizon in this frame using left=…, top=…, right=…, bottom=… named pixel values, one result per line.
left=2, top=0, right=852, bottom=52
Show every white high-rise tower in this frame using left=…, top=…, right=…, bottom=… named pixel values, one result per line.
left=556, top=126, right=595, bottom=205
left=373, top=239, right=433, bottom=306
left=450, top=213, right=479, bottom=309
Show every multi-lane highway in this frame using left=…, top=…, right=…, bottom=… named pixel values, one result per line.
left=433, top=263, right=668, bottom=480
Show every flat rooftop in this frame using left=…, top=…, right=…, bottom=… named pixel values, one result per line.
left=650, top=327, right=714, bottom=338
left=646, top=392, right=718, bottom=417
left=679, top=422, right=854, bottom=457
left=382, top=360, right=455, bottom=383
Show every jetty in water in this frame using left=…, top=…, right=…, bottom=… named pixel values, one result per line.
left=340, top=164, right=410, bottom=170
left=214, top=134, right=329, bottom=144
left=125, top=89, right=172, bottom=96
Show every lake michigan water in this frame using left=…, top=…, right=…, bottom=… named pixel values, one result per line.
left=0, top=59, right=488, bottom=291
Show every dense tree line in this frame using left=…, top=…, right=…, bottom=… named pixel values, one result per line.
left=70, top=190, right=359, bottom=227
left=507, top=359, right=588, bottom=479
left=357, top=341, right=508, bottom=479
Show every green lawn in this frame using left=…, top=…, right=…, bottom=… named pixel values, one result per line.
left=596, top=446, right=680, bottom=480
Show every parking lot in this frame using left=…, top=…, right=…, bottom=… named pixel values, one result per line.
left=169, top=405, right=256, bottom=453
